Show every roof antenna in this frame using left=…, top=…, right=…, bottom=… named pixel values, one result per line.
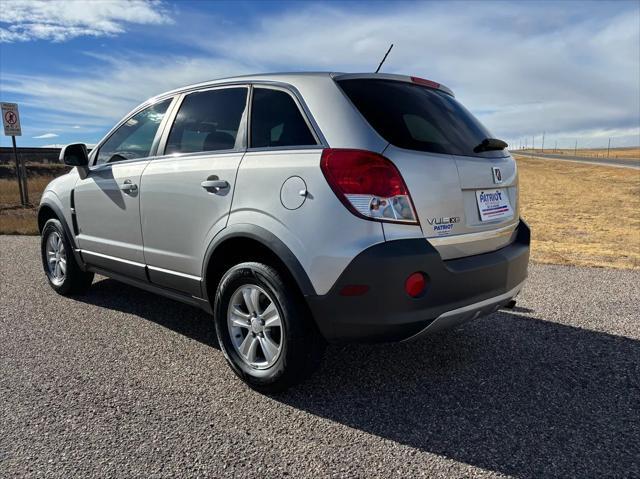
left=375, top=43, right=394, bottom=73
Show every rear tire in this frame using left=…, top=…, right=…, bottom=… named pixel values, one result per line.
left=214, top=262, right=325, bottom=393
left=41, top=218, right=94, bottom=295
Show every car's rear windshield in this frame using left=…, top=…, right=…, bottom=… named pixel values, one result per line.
left=337, top=79, right=507, bottom=158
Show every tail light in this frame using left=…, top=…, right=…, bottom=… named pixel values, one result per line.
left=410, top=76, right=440, bottom=89
left=320, top=149, right=418, bottom=224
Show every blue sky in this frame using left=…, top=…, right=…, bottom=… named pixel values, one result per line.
left=1, top=0, right=639, bottom=149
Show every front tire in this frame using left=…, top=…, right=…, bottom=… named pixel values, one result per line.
left=41, top=218, right=94, bottom=295
left=214, top=262, right=325, bottom=392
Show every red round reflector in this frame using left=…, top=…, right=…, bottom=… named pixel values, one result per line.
left=405, top=272, right=426, bottom=298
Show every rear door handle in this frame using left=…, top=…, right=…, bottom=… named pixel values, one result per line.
left=121, top=179, right=138, bottom=194
left=201, top=178, right=229, bottom=192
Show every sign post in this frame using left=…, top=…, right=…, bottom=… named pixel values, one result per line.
left=2, top=102, right=28, bottom=205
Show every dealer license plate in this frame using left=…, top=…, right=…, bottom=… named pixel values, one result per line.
left=475, top=188, right=513, bottom=222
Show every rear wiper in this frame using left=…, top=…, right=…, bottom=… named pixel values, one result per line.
left=473, top=138, right=508, bottom=153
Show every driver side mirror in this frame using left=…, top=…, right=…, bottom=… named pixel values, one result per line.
left=60, top=143, right=89, bottom=167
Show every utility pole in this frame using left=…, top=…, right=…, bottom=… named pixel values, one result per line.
left=12, top=135, right=28, bottom=204
left=532, top=136, right=535, bottom=157
left=541, top=131, right=545, bottom=153
left=574, top=140, right=578, bottom=156
left=607, top=138, right=611, bottom=158
left=555, top=140, right=558, bottom=152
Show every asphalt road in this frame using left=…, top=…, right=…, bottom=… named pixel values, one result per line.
left=516, top=152, right=640, bottom=169
left=1, top=235, right=639, bottom=478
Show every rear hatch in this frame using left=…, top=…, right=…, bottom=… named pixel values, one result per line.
left=337, top=76, right=519, bottom=259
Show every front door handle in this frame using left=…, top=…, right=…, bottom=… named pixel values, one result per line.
left=121, top=179, right=138, bottom=194
left=201, top=177, right=230, bottom=193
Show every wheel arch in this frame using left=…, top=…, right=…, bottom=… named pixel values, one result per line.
left=38, top=200, right=78, bottom=249
left=202, top=225, right=316, bottom=305
left=37, top=198, right=89, bottom=272
left=38, top=204, right=58, bottom=233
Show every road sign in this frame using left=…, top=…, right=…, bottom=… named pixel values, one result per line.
left=2, top=102, right=27, bottom=204
left=2, top=102, right=22, bottom=136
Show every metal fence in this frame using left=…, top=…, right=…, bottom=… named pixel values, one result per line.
left=0, top=147, right=62, bottom=165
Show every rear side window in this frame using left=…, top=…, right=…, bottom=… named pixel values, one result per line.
left=165, top=87, right=247, bottom=155
left=338, top=79, right=503, bottom=158
left=96, top=99, right=171, bottom=165
left=250, top=88, right=317, bottom=148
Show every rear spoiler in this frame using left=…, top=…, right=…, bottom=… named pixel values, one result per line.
left=332, top=72, right=455, bottom=97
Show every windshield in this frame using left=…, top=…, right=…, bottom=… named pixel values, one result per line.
left=337, top=79, right=507, bottom=158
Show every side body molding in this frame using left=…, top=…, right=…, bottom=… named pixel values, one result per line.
left=201, top=224, right=317, bottom=298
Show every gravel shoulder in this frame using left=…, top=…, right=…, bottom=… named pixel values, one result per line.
left=1, top=235, right=639, bottom=478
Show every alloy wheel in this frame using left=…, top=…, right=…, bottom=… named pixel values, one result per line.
left=45, top=231, right=67, bottom=286
left=227, top=284, right=283, bottom=369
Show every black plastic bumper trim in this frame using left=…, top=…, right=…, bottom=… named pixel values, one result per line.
left=306, top=219, right=530, bottom=342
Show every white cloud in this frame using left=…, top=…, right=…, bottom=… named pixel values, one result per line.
left=0, top=0, right=171, bottom=42
left=1, top=2, right=638, bottom=148
left=0, top=53, right=253, bottom=141
left=1, top=52, right=251, bottom=117
left=32, top=132, right=59, bottom=139
left=203, top=3, right=639, bottom=147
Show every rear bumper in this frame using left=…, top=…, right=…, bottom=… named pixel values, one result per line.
left=306, top=219, right=530, bottom=342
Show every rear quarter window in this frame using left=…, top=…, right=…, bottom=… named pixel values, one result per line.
left=250, top=88, right=317, bottom=148
left=337, top=79, right=506, bottom=158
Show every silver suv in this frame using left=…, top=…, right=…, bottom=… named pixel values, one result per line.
left=39, top=72, right=530, bottom=391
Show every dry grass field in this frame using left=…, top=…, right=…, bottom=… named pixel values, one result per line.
left=0, top=175, right=55, bottom=234
left=515, top=155, right=640, bottom=269
left=1, top=156, right=639, bottom=269
left=519, top=147, right=640, bottom=160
